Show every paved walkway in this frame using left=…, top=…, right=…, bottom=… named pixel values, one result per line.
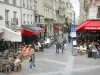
left=1, top=34, right=100, bottom=75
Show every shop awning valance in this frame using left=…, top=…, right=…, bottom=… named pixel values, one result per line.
left=29, top=26, right=44, bottom=32
left=77, top=20, right=100, bottom=31
left=22, top=25, right=44, bottom=36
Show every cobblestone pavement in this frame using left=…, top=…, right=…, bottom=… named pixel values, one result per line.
left=1, top=34, right=100, bottom=75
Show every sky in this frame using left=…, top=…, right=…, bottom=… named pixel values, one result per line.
left=70, top=0, right=80, bottom=17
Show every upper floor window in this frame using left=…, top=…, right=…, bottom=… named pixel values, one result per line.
left=5, top=10, right=9, bottom=25
left=4, top=0, right=9, bottom=3
left=27, top=14, right=29, bottom=24
left=23, top=14, right=26, bottom=24
left=5, top=10, right=9, bottom=21
left=23, top=0, right=25, bottom=7
left=13, top=11, right=17, bottom=18
left=30, top=0, right=32, bottom=9
left=13, top=0, right=16, bottom=6
left=98, top=6, right=100, bottom=13
left=27, top=0, right=29, bottom=8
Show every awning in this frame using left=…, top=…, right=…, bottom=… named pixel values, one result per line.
left=22, top=29, right=38, bottom=36
left=29, top=26, right=44, bottom=32
left=77, top=20, right=100, bottom=31
left=22, top=25, right=44, bottom=36
left=0, top=26, right=22, bottom=42
left=54, top=24, right=62, bottom=29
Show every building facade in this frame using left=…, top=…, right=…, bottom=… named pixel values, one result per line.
left=0, top=0, right=35, bottom=42
left=79, top=0, right=85, bottom=24
left=79, top=0, right=100, bottom=24
left=21, top=0, right=35, bottom=26
left=0, top=0, right=21, bottom=28
left=44, top=0, right=55, bottom=36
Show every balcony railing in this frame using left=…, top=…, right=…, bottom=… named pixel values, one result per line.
left=97, top=13, right=100, bottom=18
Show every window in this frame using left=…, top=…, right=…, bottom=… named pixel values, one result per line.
left=30, top=0, right=32, bottom=9
left=23, top=14, right=26, bottom=24
left=23, top=0, right=25, bottom=7
left=35, top=16, right=37, bottom=22
left=13, top=0, right=16, bottom=6
left=31, top=15, right=32, bottom=24
left=4, top=0, right=9, bottom=3
left=98, top=6, right=100, bottom=13
left=5, top=10, right=9, bottom=25
left=13, top=11, right=17, bottom=18
left=27, top=0, right=29, bottom=8
left=27, top=14, right=29, bottom=24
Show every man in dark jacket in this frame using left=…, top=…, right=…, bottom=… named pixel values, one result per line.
left=56, top=42, right=61, bottom=54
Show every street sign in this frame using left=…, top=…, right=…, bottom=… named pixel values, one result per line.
left=71, top=32, right=76, bottom=37
left=71, top=28, right=76, bottom=32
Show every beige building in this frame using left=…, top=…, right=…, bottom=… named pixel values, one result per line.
left=79, top=0, right=100, bottom=24
left=44, top=0, right=55, bottom=36
left=34, top=0, right=75, bottom=36
left=84, top=0, right=100, bottom=19
left=79, top=0, right=85, bottom=24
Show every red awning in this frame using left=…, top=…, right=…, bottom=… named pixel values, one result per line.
left=13, top=28, right=39, bottom=36
left=77, top=20, right=100, bottom=31
left=22, top=29, right=38, bottom=36
left=54, top=24, right=62, bottom=29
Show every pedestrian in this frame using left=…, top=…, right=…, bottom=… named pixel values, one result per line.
left=68, top=35, right=71, bottom=43
left=55, top=41, right=60, bottom=54
left=29, top=47, right=35, bottom=66
left=61, top=42, right=64, bottom=54
left=63, top=38, right=67, bottom=50
left=28, top=54, right=35, bottom=71
left=62, top=33, right=64, bottom=38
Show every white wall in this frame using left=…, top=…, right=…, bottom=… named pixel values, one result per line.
left=0, top=3, right=21, bottom=27
left=88, top=5, right=97, bottom=19
left=21, top=8, right=34, bottom=25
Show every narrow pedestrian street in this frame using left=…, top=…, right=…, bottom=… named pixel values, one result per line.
left=0, top=34, right=100, bottom=75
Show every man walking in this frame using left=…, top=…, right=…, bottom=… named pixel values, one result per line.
left=56, top=41, right=61, bottom=54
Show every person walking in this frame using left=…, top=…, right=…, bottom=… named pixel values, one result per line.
left=63, top=38, right=67, bottom=50
left=28, top=45, right=35, bottom=71
left=55, top=41, right=60, bottom=54
left=68, top=35, right=71, bottom=43
left=61, top=42, right=64, bottom=54
left=29, top=55, right=34, bottom=71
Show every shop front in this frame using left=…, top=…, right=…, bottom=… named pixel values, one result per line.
left=22, top=25, right=44, bottom=44
left=77, top=19, right=100, bottom=41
